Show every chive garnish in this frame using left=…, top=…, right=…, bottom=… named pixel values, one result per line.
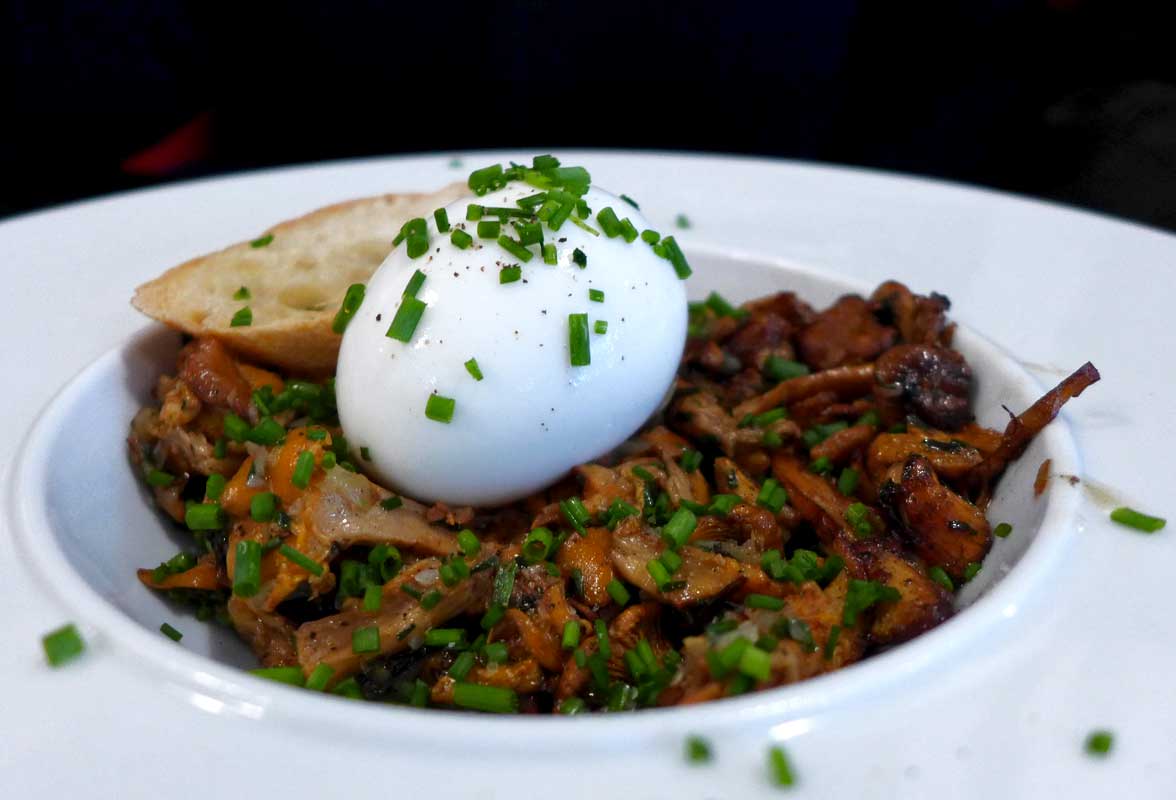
left=433, top=208, right=450, bottom=233
left=230, top=307, right=252, bottom=327
left=291, top=450, right=315, bottom=489
left=453, top=682, right=519, bottom=713
left=42, top=624, right=85, bottom=666
left=568, top=313, right=590, bottom=366
left=232, top=540, right=262, bottom=598
left=250, top=234, right=274, bottom=248
left=572, top=247, right=587, bottom=267
left=1109, top=507, right=1166, bottom=533
left=477, top=220, right=501, bottom=239
left=233, top=286, right=251, bottom=301
left=499, top=265, right=522, bottom=284
left=451, top=229, right=473, bottom=249
left=160, top=622, right=183, bottom=642
left=352, top=626, right=380, bottom=654
left=464, top=358, right=484, bottom=381
left=594, top=320, right=608, bottom=334
left=331, top=283, right=366, bottom=333
left=386, top=295, right=427, bottom=342
left=425, top=394, right=456, bottom=423
left=404, top=269, right=427, bottom=298
left=589, top=288, right=604, bottom=302
left=249, top=492, right=278, bottom=522
left=497, top=235, right=533, bottom=262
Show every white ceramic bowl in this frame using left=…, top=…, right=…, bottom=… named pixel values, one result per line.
left=9, top=247, right=1081, bottom=749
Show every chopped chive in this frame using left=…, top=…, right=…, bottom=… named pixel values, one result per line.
left=560, top=497, right=591, bottom=534
left=420, top=590, right=442, bottom=610
left=594, top=619, right=612, bottom=659
left=409, top=678, right=429, bottom=707
left=588, top=288, right=605, bottom=303
left=232, top=540, right=262, bottom=598
left=662, top=507, right=698, bottom=549
left=675, top=214, right=691, bottom=229
left=305, top=663, right=334, bottom=691
left=404, top=269, right=427, bottom=298
left=279, top=543, right=324, bottom=576
left=433, top=208, right=450, bottom=233
left=401, top=584, right=423, bottom=601
left=679, top=449, right=703, bottom=473
left=1110, top=507, right=1166, bottom=533
left=157, top=621, right=183, bottom=642
left=451, top=229, right=473, bottom=249
left=1085, top=730, right=1114, bottom=757
left=250, top=666, right=305, bottom=686
left=230, top=307, right=252, bottom=327
left=213, top=437, right=228, bottom=458
left=461, top=357, right=484, bottom=381
left=928, top=566, right=954, bottom=591
left=331, top=283, right=366, bottom=333
left=768, top=745, right=795, bottom=787
left=683, top=735, right=712, bottom=764
left=185, top=502, right=223, bottom=531
left=42, top=624, right=85, bottom=667
left=249, top=492, right=278, bottom=522
left=477, top=219, right=501, bottom=239
left=498, top=235, right=533, bottom=262
left=484, top=641, right=509, bottom=664
left=756, top=479, right=789, bottom=513
left=380, top=495, right=403, bottom=510
left=291, top=450, right=315, bottom=489
left=963, top=561, right=982, bottom=581
left=572, top=247, right=587, bottom=267
left=994, top=522, right=1013, bottom=538
left=406, top=231, right=429, bottom=259
left=480, top=604, right=505, bottom=630
left=837, top=467, right=860, bottom=496
left=145, top=468, right=174, bottom=487
left=646, top=558, right=673, bottom=591
left=641, top=229, right=660, bottom=244
left=562, top=620, right=581, bottom=649
left=352, top=625, right=380, bottom=654
left=425, top=630, right=465, bottom=649
left=559, top=697, right=586, bottom=715
left=499, top=265, right=522, bottom=284
left=425, top=393, right=455, bottom=423
left=492, top=560, right=518, bottom=607
left=738, top=645, right=771, bottom=681
left=823, top=625, right=841, bottom=660
left=246, top=416, right=285, bottom=445
left=205, top=473, right=226, bottom=500
left=542, top=243, right=557, bottom=264
left=523, top=527, right=554, bottom=563
left=746, top=593, right=785, bottom=611
left=517, top=191, right=547, bottom=209
left=596, top=206, right=623, bottom=237
left=763, top=355, right=809, bottom=382
left=618, top=218, right=639, bottom=243
left=453, top=682, right=519, bottom=713
left=222, top=413, right=249, bottom=442
left=709, top=494, right=740, bottom=515
left=594, top=320, right=608, bottom=335
left=568, top=313, right=590, bottom=366
left=606, top=578, right=631, bottom=606
left=457, top=529, right=480, bottom=556
left=660, top=549, right=683, bottom=574
left=233, top=286, right=251, bottom=301
left=332, top=677, right=363, bottom=698
left=660, top=235, right=692, bottom=279
left=515, top=221, right=543, bottom=245
left=386, top=295, right=427, bottom=342
left=449, top=651, right=476, bottom=680
left=468, top=163, right=505, bottom=195
left=844, top=502, right=873, bottom=536
left=466, top=203, right=484, bottom=221
left=250, top=233, right=274, bottom=248
left=362, top=584, right=382, bottom=612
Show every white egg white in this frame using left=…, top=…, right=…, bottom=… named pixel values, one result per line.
left=336, top=184, right=687, bottom=506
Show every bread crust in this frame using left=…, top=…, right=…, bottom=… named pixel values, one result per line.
left=132, top=182, right=467, bottom=374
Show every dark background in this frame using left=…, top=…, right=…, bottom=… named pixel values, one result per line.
left=4, top=0, right=1176, bottom=231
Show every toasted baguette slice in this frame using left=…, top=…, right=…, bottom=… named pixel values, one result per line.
left=133, top=181, right=468, bottom=374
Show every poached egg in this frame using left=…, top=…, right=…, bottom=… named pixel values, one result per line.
left=336, top=181, right=687, bottom=506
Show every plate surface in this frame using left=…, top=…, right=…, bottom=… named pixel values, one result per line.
left=2, top=151, right=1173, bottom=798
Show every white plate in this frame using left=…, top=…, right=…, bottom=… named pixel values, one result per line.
left=2, top=152, right=1173, bottom=798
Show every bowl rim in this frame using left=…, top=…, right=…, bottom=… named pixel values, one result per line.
left=8, top=249, right=1084, bottom=751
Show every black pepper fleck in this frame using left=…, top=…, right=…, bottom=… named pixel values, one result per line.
left=376, top=313, right=382, bottom=321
